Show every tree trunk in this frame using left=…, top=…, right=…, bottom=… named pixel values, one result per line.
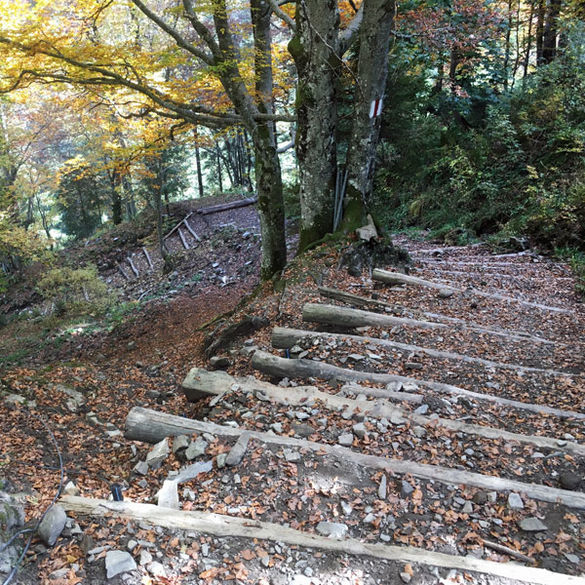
left=195, top=140, right=204, bottom=199
left=111, top=167, right=123, bottom=225
left=290, top=0, right=339, bottom=251
left=343, top=0, right=395, bottom=231
left=536, top=0, right=545, bottom=64
left=248, top=0, right=286, bottom=278
left=542, top=0, right=562, bottom=64
left=215, top=144, right=223, bottom=193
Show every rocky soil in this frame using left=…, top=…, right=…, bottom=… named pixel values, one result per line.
left=1, top=227, right=585, bottom=585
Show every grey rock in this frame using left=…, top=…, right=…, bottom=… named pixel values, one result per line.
left=400, top=572, right=412, bottom=584
left=559, top=471, right=581, bottom=491
left=352, top=422, right=367, bottom=439
left=338, top=433, right=354, bottom=447
left=146, top=438, right=170, bottom=469
left=284, top=449, right=302, bottom=463
left=216, top=453, right=227, bottom=469
left=139, top=550, right=153, bottom=566
left=294, top=411, right=310, bottom=421
left=519, top=517, right=548, bottom=532
left=184, top=437, right=208, bottom=461
left=291, top=423, right=314, bottom=438
left=340, top=501, right=353, bottom=516
left=564, top=553, right=580, bottom=565
left=507, top=493, right=524, bottom=510
left=105, top=550, right=137, bottom=579
left=126, top=540, right=138, bottom=552
left=316, top=522, right=348, bottom=539
left=209, top=356, right=230, bottom=370
left=438, top=288, right=455, bottom=299
left=462, top=501, right=473, bottom=514
left=63, top=481, right=80, bottom=496
left=270, top=422, right=283, bottom=434
left=378, top=475, right=387, bottom=500
left=172, top=435, right=190, bottom=454
left=37, top=504, right=67, bottom=546
left=401, top=481, right=414, bottom=497
left=157, top=480, right=179, bottom=509
left=389, top=411, right=406, bottom=426
left=412, top=426, right=427, bottom=438
left=225, top=433, right=250, bottom=466
left=414, top=404, right=429, bottom=415
left=148, top=561, right=167, bottom=578
left=133, top=461, right=149, bottom=476
left=4, top=394, right=26, bottom=405
left=175, top=460, right=213, bottom=484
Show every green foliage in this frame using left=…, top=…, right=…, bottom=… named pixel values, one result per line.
left=374, top=38, right=585, bottom=251
left=56, top=162, right=106, bottom=240
left=36, top=264, right=115, bottom=316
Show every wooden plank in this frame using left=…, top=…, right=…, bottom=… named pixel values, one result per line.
left=59, top=496, right=583, bottom=585
left=183, top=218, right=201, bottom=242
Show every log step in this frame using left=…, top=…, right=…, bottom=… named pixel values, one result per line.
left=251, top=350, right=585, bottom=421
left=124, top=407, right=585, bottom=510
left=59, top=496, right=583, bottom=585
left=372, top=269, right=573, bottom=315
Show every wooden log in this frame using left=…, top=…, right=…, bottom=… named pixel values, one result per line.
left=305, top=302, right=558, bottom=346
left=177, top=227, right=190, bottom=250
left=142, top=247, right=154, bottom=269
left=182, top=368, right=583, bottom=456
left=251, top=351, right=585, bottom=421
left=303, top=303, right=447, bottom=331
left=127, top=256, right=139, bottom=277
left=197, top=197, right=257, bottom=216
left=271, top=327, right=573, bottom=378
left=372, top=269, right=573, bottom=315
left=59, top=495, right=577, bottom=585
left=183, top=218, right=201, bottom=242
left=124, top=407, right=585, bottom=510
left=317, top=288, right=558, bottom=346
left=117, top=263, right=130, bottom=280
left=164, top=212, right=194, bottom=240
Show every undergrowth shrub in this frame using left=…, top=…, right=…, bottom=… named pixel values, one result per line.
left=37, top=265, right=115, bottom=316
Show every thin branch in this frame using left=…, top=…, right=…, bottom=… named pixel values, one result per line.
left=339, top=1, right=364, bottom=55
left=130, top=0, right=215, bottom=65
left=182, top=0, right=221, bottom=59
left=269, top=0, right=296, bottom=31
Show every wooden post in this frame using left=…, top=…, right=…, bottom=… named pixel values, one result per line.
left=127, top=256, right=139, bottom=277
left=183, top=219, right=201, bottom=242
left=142, top=247, right=154, bottom=269
left=178, top=227, right=190, bottom=250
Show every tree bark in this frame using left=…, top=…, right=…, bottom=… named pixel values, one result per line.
left=342, top=0, right=395, bottom=230
left=290, top=0, right=340, bottom=251
left=542, top=0, right=562, bottom=64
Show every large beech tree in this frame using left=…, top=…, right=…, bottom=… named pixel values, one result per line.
left=0, top=0, right=290, bottom=278
left=289, top=0, right=396, bottom=250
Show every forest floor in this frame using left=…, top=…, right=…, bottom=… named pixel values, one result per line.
left=1, top=206, right=585, bottom=585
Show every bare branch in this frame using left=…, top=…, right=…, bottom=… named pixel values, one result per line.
left=182, top=0, right=221, bottom=59
left=130, top=0, right=215, bottom=65
left=339, top=1, right=364, bottom=55
left=269, top=0, right=296, bottom=31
